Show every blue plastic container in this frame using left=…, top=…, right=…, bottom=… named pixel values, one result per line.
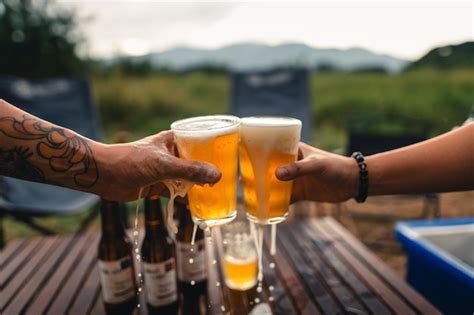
left=395, top=217, right=474, bottom=315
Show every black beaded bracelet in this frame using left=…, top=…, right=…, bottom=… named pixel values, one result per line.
left=351, top=152, right=369, bottom=203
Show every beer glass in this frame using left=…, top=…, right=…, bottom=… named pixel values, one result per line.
left=239, top=117, right=301, bottom=224
left=171, top=115, right=240, bottom=227
left=221, top=221, right=258, bottom=291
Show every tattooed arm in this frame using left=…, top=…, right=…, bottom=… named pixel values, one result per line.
left=0, top=99, right=221, bottom=201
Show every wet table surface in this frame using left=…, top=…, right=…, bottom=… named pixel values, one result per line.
left=0, top=217, right=440, bottom=315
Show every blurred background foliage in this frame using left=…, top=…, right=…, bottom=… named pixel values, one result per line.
left=1, top=0, right=473, bottom=154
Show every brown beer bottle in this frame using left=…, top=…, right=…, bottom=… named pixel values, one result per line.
left=175, top=202, right=208, bottom=294
left=98, top=199, right=137, bottom=315
left=141, top=196, right=179, bottom=315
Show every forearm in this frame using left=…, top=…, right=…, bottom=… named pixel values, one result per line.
left=0, top=99, right=109, bottom=194
left=367, top=123, right=474, bottom=196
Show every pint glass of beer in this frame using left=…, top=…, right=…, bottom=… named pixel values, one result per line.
left=239, top=117, right=301, bottom=224
left=171, top=115, right=240, bottom=227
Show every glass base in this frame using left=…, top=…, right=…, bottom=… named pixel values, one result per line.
left=192, top=211, right=237, bottom=228
left=246, top=212, right=288, bottom=225
left=225, top=279, right=257, bottom=291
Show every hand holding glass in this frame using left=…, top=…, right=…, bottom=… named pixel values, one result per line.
left=171, top=115, right=240, bottom=227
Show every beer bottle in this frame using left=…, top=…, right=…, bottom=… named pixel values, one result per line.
left=98, top=199, right=137, bottom=315
left=175, top=202, right=208, bottom=294
left=141, top=196, right=178, bottom=315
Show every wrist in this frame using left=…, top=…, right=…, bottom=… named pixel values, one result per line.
left=347, top=156, right=360, bottom=200
left=89, top=141, right=115, bottom=196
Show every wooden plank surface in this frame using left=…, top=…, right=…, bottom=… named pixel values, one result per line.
left=264, top=229, right=321, bottom=315
left=0, top=236, right=58, bottom=312
left=310, top=220, right=416, bottom=315
left=4, top=235, right=74, bottom=315
left=323, top=217, right=442, bottom=315
left=300, top=222, right=392, bottom=315
left=280, top=223, right=369, bottom=314
left=0, top=237, right=41, bottom=289
left=26, top=234, right=93, bottom=315
left=47, top=235, right=100, bottom=314
left=0, top=238, right=26, bottom=269
left=0, top=217, right=441, bottom=315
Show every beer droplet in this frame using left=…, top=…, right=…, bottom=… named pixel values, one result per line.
left=138, top=287, right=142, bottom=292
left=212, top=259, right=217, bottom=265
left=254, top=298, right=260, bottom=303
left=216, top=281, right=220, bottom=287
left=269, top=296, right=274, bottom=302
left=190, top=280, right=196, bottom=286
left=269, top=262, right=275, bottom=269
left=189, top=258, right=194, bottom=264
left=256, top=286, right=262, bottom=293
left=269, top=285, right=274, bottom=291
left=133, top=231, right=139, bottom=236
left=221, top=305, right=226, bottom=312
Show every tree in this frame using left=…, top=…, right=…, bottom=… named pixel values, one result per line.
left=0, top=0, right=86, bottom=78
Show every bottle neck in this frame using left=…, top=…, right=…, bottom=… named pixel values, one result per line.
left=100, top=199, right=125, bottom=237
left=144, top=197, right=167, bottom=236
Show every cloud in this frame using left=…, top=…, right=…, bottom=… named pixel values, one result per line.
left=60, top=1, right=473, bottom=59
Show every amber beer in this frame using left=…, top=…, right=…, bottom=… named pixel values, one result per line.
left=222, top=221, right=258, bottom=291
left=223, top=255, right=258, bottom=291
left=141, top=196, right=178, bottom=315
left=98, top=199, right=137, bottom=315
left=239, top=117, right=301, bottom=224
left=175, top=203, right=208, bottom=293
left=171, top=115, right=240, bottom=226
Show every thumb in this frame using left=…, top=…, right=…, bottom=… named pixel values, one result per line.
left=164, top=157, right=222, bottom=184
left=276, top=158, right=323, bottom=181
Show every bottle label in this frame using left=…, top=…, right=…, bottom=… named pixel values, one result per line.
left=176, top=239, right=207, bottom=282
left=143, top=258, right=178, bottom=307
left=98, top=257, right=136, bottom=304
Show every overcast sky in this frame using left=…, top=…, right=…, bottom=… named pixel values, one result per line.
left=59, top=1, right=473, bottom=60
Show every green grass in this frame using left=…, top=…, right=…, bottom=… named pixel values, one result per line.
left=93, top=69, right=474, bottom=148
left=5, top=68, right=474, bottom=241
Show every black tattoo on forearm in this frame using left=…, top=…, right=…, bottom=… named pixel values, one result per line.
left=0, top=147, right=46, bottom=182
left=0, top=115, right=99, bottom=187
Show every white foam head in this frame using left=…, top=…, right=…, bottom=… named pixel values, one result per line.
left=240, top=116, right=301, bottom=154
left=240, top=116, right=301, bottom=128
left=171, top=115, right=240, bottom=139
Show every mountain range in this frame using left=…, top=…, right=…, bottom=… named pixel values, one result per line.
left=135, top=42, right=410, bottom=73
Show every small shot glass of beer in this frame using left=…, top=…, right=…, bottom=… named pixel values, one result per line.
left=221, top=220, right=258, bottom=291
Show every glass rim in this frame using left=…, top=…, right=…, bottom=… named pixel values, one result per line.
left=240, top=116, right=302, bottom=128
left=171, top=115, right=241, bottom=135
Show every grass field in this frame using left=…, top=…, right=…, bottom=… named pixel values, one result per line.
left=93, top=69, right=474, bottom=152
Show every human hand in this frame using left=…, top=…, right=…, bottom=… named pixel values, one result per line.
left=95, top=131, right=221, bottom=201
left=275, top=143, right=358, bottom=203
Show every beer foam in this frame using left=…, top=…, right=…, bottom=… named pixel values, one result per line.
left=240, top=117, right=301, bottom=155
left=171, top=115, right=240, bottom=139
left=240, top=116, right=301, bottom=127
left=161, top=179, right=195, bottom=234
left=224, top=253, right=258, bottom=264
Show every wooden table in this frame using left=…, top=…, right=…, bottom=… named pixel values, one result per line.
left=0, top=217, right=440, bottom=315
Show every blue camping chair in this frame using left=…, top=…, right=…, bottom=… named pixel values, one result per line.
left=231, top=68, right=313, bottom=142
left=0, top=77, right=102, bottom=247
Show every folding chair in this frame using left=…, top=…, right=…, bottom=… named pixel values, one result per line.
left=230, top=68, right=312, bottom=142
left=0, top=77, right=102, bottom=248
